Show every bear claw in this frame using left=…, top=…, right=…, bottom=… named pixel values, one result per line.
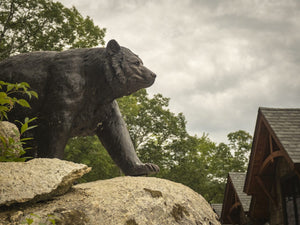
left=125, top=163, right=160, bottom=176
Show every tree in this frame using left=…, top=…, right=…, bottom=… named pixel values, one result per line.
left=205, top=130, right=252, bottom=202
left=210, top=130, right=252, bottom=178
left=117, top=89, right=189, bottom=173
left=0, top=0, right=106, bottom=60
left=164, top=135, right=217, bottom=200
left=227, top=130, right=252, bottom=171
left=65, top=136, right=120, bottom=182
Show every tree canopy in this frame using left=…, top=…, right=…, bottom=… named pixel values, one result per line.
left=0, top=0, right=106, bottom=60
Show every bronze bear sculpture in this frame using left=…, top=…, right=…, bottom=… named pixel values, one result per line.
left=0, top=40, right=159, bottom=176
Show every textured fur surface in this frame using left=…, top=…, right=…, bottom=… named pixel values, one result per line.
left=0, top=40, right=159, bottom=176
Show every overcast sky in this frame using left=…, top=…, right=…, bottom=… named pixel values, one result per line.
left=59, top=0, right=300, bottom=143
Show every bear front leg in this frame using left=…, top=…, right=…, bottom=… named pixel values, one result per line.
left=36, top=111, right=72, bottom=159
left=96, top=101, right=159, bottom=176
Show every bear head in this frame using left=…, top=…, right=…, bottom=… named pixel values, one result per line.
left=105, top=40, right=156, bottom=97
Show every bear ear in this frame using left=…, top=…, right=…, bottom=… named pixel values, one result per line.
left=106, top=39, right=121, bottom=55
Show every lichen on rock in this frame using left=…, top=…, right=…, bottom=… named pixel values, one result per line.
left=171, top=203, right=190, bottom=222
left=143, top=188, right=163, bottom=198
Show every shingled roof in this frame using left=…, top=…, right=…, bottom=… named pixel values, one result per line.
left=260, top=107, right=300, bottom=163
left=221, top=172, right=251, bottom=224
left=211, top=203, right=222, bottom=218
left=229, top=172, right=251, bottom=212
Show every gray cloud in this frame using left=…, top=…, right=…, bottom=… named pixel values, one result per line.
left=59, top=0, right=300, bottom=143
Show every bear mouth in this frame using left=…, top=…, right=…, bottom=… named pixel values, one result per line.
left=131, top=73, right=155, bottom=84
left=132, top=74, right=145, bottom=81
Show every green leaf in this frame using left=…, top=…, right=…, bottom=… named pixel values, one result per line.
left=26, top=218, right=34, bottom=225
left=0, top=136, right=7, bottom=148
left=0, top=98, right=11, bottom=105
left=0, top=92, right=7, bottom=97
left=13, top=158, right=27, bottom=162
left=26, top=125, right=38, bottom=132
left=15, top=120, right=23, bottom=126
left=21, top=137, right=34, bottom=142
left=21, top=123, right=28, bottom=135
left=27, top=117, right=37, bottom=123
left=6, top=84, right=15, bottom=92
left=0, top=106, right=9, bottom=112
left=17, top=99, right=31, bottom=108
left=26, top=92, right=32, bottom=99
left=29, top=91, right=38, bottom=99
left=22, top=156, right=33, bottom=160
left=20, top=82, right=30, bottom=88
left=3, top=113, right=8, bottom=120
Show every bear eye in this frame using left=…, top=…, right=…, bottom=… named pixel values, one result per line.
left=134, top=61, right=140, bottom=66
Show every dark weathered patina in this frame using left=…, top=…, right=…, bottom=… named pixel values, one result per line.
left=0, top=40, right=159, bottom=176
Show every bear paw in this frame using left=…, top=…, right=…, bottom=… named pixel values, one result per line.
left=125, top=163, right=160, bottom=176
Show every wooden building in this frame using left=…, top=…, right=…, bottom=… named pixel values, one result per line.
left=212, top=203, right=223, bottom=220
left=221, top=172, right=251, bottom=224
left=244, top=108, right=300, bottom=224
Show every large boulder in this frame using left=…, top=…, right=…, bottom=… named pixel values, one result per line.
left=1, top=176, right=220, bottom=225
left=0, top=158, right=91, bottom=206
left=0, top=121, right=22, bottom=158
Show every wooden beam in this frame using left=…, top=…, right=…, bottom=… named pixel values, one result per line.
left=229, top=201, right=241, bottom=215
left=269, top=134, right=274, bottom=162
left=221, top=176, right=234, bottom=222
left=258, top=150, right=285, bottom=175
left=227, top=215, right=234, bottom=224
left=228, top=202, right=241, bottom=225
left=256, top=176, right=277, bottom=206
left=245, top=117, right=269, bottom=194
left=244, top=113, right=263, bottom=194
left=234, top=192, right=238, bottom=204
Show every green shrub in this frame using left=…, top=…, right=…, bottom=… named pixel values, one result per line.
left=0, top=81, right=38, bottom=161
left=0, top=81, right=38, bottom=120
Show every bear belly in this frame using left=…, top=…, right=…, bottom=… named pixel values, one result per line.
left=70, top=103, right=109, bottom=137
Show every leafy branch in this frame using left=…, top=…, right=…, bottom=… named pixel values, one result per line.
left=0, top=80, right=38, bottom=120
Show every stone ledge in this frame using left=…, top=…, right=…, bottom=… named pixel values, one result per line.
left=0, top=158, right=91, bottom=206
